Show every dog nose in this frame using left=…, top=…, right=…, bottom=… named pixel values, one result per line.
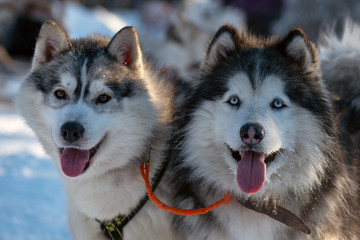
left=240, top=123, right=265, bottom=145
left=61, top=121, right=85, bottom=143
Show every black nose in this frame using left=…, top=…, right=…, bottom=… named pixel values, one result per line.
left=240, top=123, right=265, bottom=145
left=61, top=121, right=85, bottom=143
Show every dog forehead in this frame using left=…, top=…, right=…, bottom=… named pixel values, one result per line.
left=88, top=79, right=110, bottom=93
left=227, top=73, right=285, bottom=100
left=59, top=72, right=78, bottom=90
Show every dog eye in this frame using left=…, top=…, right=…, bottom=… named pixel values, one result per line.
left=271, top=99, right=286, bottom=109
left=54, top=90, right=66, bottom=99
left=227, top=96, right=241, bottom=106
left=96, top=94, right=112, bottom=104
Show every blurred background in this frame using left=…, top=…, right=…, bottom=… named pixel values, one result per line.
left=0, top=0, right=360, bottom=239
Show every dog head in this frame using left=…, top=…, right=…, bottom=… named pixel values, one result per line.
left=181, top=25, right=334, bottom=199
left=17, top=21, right=157, bottom=179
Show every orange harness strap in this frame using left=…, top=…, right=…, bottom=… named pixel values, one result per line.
left=140, top=162, right=233, bottom=216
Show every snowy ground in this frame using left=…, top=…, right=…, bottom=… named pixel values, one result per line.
left=0, top=105, right=73, bottom=240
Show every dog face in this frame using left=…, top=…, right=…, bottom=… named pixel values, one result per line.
left=214, top=74, right=295, bottom=193
left=181, top=26, right=334, bottom=199
left=17, top=21, right=157, bottom=179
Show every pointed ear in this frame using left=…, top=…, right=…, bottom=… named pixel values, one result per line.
left=201, top=25, right=239, bottom=72
left=108, top=26, right=144, bottom=77
left=280, top=28, right=318, bottom=71
left=32, top=20, right=72, bottom=71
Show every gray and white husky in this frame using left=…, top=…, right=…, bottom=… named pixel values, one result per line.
left=169, top=25, right=360, bottom=240
left=16, top=21, right=179, bottom=240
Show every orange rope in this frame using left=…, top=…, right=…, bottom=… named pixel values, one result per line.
left=140, top=163, right=233, bottom=216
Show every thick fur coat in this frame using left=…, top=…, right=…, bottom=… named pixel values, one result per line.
left=319, top=19, right=360, bottom=150
left=169, top=25, right=360, bottom=240
left=16, top=21, right=183, bottom=240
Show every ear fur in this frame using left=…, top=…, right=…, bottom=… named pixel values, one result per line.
left=280, top=28, right=318, bottom=71
left=201, top=25, right=240, bottom=72
left=32, top=20, right=72, bottom=71
left=108, top=26, right=144, bottom=77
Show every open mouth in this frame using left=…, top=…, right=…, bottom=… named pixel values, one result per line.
left=59, top=138, right=104, bottom=177
left=230, top=148, right=278, bottom=165
left=227, top=145, right=281, bottom=194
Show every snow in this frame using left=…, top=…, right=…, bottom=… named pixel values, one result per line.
left=0, top=108, right=73, bottom=240
left=63, top=2, right=142, bottom=39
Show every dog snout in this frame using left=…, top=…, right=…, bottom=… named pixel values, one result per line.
left=240, top=123, right=265, bottom=145
left=61, top=121, right=85, bottom=143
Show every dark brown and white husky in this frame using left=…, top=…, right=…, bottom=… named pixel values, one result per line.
left=169, top=25, right=360, bottom=240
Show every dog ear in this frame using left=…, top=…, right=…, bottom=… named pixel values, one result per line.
left=32, top=20, right=72, bottom=71
left=201, top=25, right=239, bottom=72
left=108, top=26, right=144, bottom=77
left=280, top=28, right=318, bottom=71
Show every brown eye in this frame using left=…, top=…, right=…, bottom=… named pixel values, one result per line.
left=96, top=94, right=111, bottom=104
left=54, top=90, right=66, bottom=99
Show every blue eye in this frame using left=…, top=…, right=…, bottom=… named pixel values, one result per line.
left=271, top=99, right=286, bottom=109
left=228, top=96, right=240, bottom=106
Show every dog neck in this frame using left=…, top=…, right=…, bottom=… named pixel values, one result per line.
left=97, top=147, right=169, bottom=240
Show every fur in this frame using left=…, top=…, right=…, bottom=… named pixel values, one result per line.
left=16, top=21, right=185, bottom=240
left=169, top=25, right=360, bottom=240
left=271, top=0, right=360, bottom=41
left=319, top=19, right=360, bottom=150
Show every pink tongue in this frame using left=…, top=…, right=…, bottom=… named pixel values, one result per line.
left=237, top=151, right=266, bottom=194
left=60, top=148, right=90, bottom=177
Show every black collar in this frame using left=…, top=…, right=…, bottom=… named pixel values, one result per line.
left=97, top=147, right=168, bottom=240
left=239, top=199, right=311, bottom=235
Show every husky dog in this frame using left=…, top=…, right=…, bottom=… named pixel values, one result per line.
left=319, top=19, right=360, bottom=150
left=169, top=25, right=360, bottom=240
left=16, top=21, right=179, bottom=240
